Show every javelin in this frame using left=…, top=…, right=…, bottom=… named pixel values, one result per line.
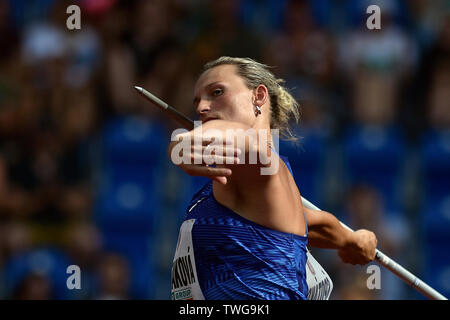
left=134, top=85, right=448, bottom=300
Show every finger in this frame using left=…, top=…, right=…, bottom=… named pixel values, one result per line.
left=200, top=144, right=241, bottom=165
left=185, top=164, right=232, bottom=178
left=212, top=176, right=228, bottom=185
left=190, top=147, right=206, bottom=165
left=200, top=137, right=235, bottom=147
left=192, top=146, right=237, bottom=161
left=191, top=145, right=205, bottom=163
left=202, top=145, right=242, bottom=157
left=203, top=154, right=240, bottom=165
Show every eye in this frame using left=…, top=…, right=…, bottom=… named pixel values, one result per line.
left=212, top=88, right=223, bottom=97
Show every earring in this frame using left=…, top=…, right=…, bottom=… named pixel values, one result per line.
left=255, top=105, right=262, bottom=116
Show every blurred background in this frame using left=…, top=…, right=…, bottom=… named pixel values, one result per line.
left=0, top=0, right=449, bottom=300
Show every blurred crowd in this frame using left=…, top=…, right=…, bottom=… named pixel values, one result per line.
left=0, top=0, right=449, bottom=300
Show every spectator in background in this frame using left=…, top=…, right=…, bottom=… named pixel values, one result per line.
left=262, top=0, right=318, bottom=79
left=339, top=1, right=418, bottom=127
left=408, top=0, right=450, bottom=49
left=65, top=222, right=102, bottom=269
left=13, top=273, right=52, bottom=300
left=345, top=185, right=406, bottom=258
left=95, top=252, right=130, bottom=300
left=261, top=0, right=341, bottom=135
left=342, top=185, right=409, bottom=299
left=21, top=0, right=101, bottom=89
left=63, top=221, right=102, bottom=299
left=334, top=274, right=378, bottom=300
left=58, top=186, right=92, bottom=221
left=0, top=221, right=32, bottom=266
left=422, top=14, right=450, bottom=131
left=428, top=66, right=450, bottom=131
left=410, top=13, right=450, bottom=139
left=0, top=155, right=33, bottom=220
left=99, top=1, right=141, bottom=115
left=0, top=0, right=18, bottom=62
left=190, top=0, right=262, bottom=63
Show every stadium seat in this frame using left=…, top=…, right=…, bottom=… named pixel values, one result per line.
left=2, top=247, right=76, bottom=299
left=420, top=130, right=450, bottom=298
left=422, top=196, right=450, bottom=240
left=94, top=115, right=170, bottom=231
left=94, top=165, right=164, bottom=231
left=421, top=130, right=450, bottom=201
left=101, top=115, right=168, bottom=167
left=93, top=115, right=172, bottom=298
left=278, top=126, right=328, bottom=204
left=423, top=236, right=450, bottom=299
left=421, top=130, right=450, bottom=238
left=342, top=125, right=406, bottom=215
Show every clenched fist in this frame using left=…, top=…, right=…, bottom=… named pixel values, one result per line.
left=338, top=229, right=377, bottom=265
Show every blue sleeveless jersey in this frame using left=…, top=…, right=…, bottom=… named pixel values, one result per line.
left=171, top=156, right=308, bottom=300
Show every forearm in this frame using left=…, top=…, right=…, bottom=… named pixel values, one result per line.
left=307, top=210, right=354, bottom=250
left=305, top=207, right=378, bottom=264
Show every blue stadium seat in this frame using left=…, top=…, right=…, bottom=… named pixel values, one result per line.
left=239, top=0, right=287, bottom=32
left=101, top=115, right=168, bottom=167
left=2, top=247, right=75, bottom=299
left=421, top=129, right=450, bottom=245
left=279, top=126, right=328, bottom=204
left=94, top=115, right=173, bottom=298
left=95, top=115, right=170, bottom=231
left=94, top=165, right=164, bottom=231
left=421, top=130, right=450, bottom=201
left=342, top=125, right=406, bottom=215
left=422, top=197, right=450, bottom=240
left=420, top=130, right=450, bottom=298
left=423, top=236, right=450, bottom=299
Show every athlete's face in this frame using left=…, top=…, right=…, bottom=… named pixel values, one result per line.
left=193, top=64, right=256, bottom=126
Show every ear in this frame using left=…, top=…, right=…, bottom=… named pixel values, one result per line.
left=253, top=84, right=268, bottom=107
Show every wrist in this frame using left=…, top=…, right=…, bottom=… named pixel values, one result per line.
left=340, top=229, right=357, bottom=250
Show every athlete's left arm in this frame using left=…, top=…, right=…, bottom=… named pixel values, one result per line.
left=191, top=119, right=270, bottom=157
left=304, top=207, right=378, bottom=265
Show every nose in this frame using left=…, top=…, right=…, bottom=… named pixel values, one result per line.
left=196, top=98, right=211, bottom=116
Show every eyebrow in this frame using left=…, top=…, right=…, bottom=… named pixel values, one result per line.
left=193, top=81, right=223, bottom=106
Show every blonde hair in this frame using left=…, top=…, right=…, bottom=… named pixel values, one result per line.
left=202, top=56, right=300, bottom=141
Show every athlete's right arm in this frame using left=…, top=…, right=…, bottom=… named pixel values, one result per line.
left=304, top=206, right=377, bottom=265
